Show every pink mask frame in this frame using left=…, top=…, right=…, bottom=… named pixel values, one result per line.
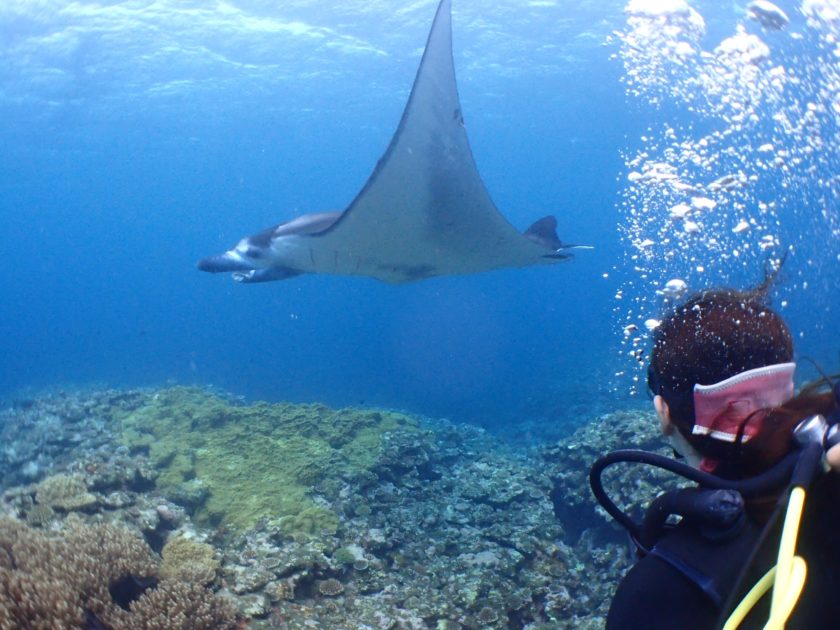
left=692, top=362, right=796, bottom=443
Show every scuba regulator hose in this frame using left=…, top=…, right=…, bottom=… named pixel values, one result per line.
left=588, top=448, right=799, bottom=554
left=590, top=414, right=839, bottom=630
left=725, top=418, right=837, bottom=630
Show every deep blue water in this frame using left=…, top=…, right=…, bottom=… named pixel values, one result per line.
left=1, top=0, right=837, bottom=434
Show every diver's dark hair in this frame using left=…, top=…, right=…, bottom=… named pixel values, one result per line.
left=648, top=287, right=794, bottom=425
left=647, top=260, right=838, bottom=476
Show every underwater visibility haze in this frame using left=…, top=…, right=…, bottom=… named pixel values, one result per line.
left=2, top=0, right=835, bottom=425
left=0, top=0, right=838, bottom=626
left=1, top=0, right=630, bottom=427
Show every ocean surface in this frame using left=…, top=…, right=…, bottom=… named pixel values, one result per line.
left=1, top=0, right=838, bottom=435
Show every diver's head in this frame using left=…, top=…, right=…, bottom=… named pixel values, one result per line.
left=647, top=287, right=794, bottom=473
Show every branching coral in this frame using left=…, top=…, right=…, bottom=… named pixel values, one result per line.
left=0, top=517, right=235, bottom=629
left=127, top=581, right=235, bottom=630
left=0, top=517, right=93, bottom=627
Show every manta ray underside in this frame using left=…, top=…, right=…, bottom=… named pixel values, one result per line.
left=198, top=0, right=581, bottom=285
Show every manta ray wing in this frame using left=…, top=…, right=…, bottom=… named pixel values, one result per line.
left=197, top=0, right=576, bottom=284
left=305, top=0, right=567, bottom=283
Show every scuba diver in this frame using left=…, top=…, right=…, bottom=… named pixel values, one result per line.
left=594, top=279, right=840, bottom=629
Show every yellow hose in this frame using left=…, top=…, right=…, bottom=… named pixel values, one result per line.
left=766, top=557, right=806, bottom=630
left=723, top=486, right=808, bottom=630
left=766, top=487, right=807, bottom=629
left=723, top=566, right=775, bottom=630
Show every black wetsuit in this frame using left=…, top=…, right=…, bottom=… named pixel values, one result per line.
left=607, top=473, right=840, bottom=629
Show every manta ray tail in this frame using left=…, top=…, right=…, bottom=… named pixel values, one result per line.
left=524, top=216, right=562, bottom=249
left=523, top=216, right=581, bottom=260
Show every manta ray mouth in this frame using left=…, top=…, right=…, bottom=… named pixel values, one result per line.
left=197, top=254, right=254, bottom=273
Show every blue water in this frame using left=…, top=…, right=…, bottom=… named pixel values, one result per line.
left=1, top=0, right=837, bottom=432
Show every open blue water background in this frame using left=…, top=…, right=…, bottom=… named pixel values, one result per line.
left=1, top=0, right=837, bottom=435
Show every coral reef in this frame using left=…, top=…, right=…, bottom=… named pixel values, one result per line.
left=116, top=387, right=426, bottom=533
left=540, top=409, right=674, bottom=543
left=0, top=386, right=675, bottom=629
left=215, top=416, right=635, bottom=629
left=36, top=472, right=97, bottom=511
left=0, top=389, right=135, bottom=488
left=161, top=536, right=220, bottom=585
left=125, top=581, right=235, bottom=630
left=317, top=577, right=344, bottom=596
left=0, top=516, right=234, bottom=629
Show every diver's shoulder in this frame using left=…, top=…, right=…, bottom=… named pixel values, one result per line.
left=607, top=551, right=714, bottom=630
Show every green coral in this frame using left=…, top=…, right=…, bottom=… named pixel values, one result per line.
left=161, top=537, right=220, bottom=585
left=332, top=547, right=358, bottom=565
left=276, top=506, right=340, bottom=539
left=35, top=474, right=97, bottom=511
left=118, top=388, right=418, bottom=533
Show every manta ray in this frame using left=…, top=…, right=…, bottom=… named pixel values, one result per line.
left=198, top=0, right=582, bottom=284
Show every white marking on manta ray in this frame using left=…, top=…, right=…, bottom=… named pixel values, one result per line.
left=197, top=0, right=584, bottom=285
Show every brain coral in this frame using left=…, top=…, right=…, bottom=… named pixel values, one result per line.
left=117, top=387, right=421, bottom=533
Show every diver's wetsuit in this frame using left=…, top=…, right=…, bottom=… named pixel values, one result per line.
left=607, top=473, right=840, bottom=629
